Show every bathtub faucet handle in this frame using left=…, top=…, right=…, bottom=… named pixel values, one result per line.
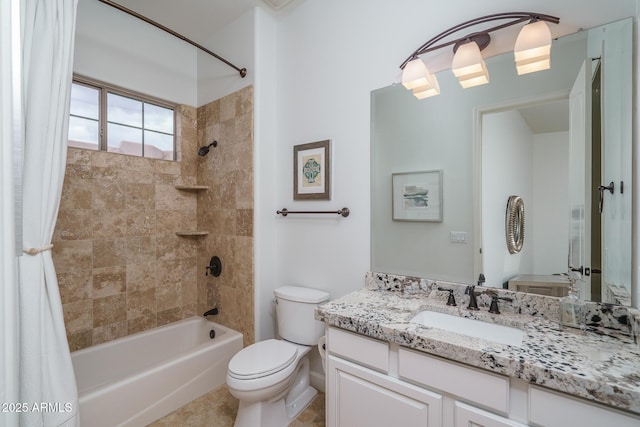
left=205, top=256, right=222, bottom=277
left=203, top=308, right=219, bottom=316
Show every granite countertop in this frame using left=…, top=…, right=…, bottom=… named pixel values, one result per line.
left=316, top=282, right=640, bottom=415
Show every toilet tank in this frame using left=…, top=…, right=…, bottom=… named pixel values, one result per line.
left=274, top=286, right=329, bottom=345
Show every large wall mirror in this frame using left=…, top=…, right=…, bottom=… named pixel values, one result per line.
left=371, top=18, right=632, bottom=306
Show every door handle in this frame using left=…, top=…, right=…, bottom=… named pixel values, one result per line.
left=597, top=181, right=614, bottom=213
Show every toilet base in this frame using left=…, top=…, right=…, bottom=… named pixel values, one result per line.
left=285, top=385, right=317, bottom=421
left=233, top=385, right=317, bottom=427
left=232, top=353, right=317, bottom=427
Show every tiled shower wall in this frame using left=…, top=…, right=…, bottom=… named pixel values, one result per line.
left=54, top=86, right=254, bottom=351
left=196, top=85, right=254, bottom=346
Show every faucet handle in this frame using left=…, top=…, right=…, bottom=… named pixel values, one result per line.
left=477, top=273, right=486, bottom=286
left=437, top=287, right=457, bottom=306
left=486, top=292, right=513, bottom=314
left=488, top=295, right=500, bottom=314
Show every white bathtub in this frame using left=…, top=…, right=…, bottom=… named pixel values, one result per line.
left=71, top=317, right=243, bottom=427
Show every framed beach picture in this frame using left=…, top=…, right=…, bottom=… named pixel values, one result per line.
left=392, top=170, right=443, bottom=222
left=293, top=140, right=331, bottom=200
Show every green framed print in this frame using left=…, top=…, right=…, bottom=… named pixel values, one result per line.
left=293, top=140, right=331, bottom=200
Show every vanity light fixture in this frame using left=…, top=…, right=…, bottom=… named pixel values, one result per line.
left=402, top=58, right=441, bottom=99
left=514, top=20, right=553, bottom=75
left=451, top=39, right=490, bottom=88
left=400, top=12, right=559, bottom=99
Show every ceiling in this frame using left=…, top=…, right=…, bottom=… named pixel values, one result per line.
left=519, top=100, right=570, bottom=134
left=105, top=0, right=299, bottom=46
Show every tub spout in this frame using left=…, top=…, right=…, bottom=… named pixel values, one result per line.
left=203, top=308, right=219, bottom=316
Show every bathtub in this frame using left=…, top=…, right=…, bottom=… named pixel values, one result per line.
left=71, top=317, right=243, bottom=427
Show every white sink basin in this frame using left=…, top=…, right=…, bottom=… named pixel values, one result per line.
left=410, top=310, right=524, bottom=347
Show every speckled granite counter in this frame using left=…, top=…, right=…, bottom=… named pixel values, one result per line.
left=316, top=272, right=640, bottom=415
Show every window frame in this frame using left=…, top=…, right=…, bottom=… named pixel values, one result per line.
left=70, top=74, right=177, bottom=161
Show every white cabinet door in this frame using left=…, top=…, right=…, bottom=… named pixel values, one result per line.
left=327, top=355, right=442, bottom=427
left=455, top=402, right=527, bottom=427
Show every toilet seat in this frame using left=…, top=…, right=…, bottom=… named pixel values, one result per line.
left=228, top=339, right=298, bottom=380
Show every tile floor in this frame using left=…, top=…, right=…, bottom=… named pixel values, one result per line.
left=147, top=386, right=325, bottom=427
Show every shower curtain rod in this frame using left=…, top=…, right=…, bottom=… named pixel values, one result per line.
left=98, top=0, right=247, bottom=78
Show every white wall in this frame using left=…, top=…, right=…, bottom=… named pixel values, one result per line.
left=253, top=8, right=280, bottom=343
left=482, top=110, right=533, bottom=287
left=197, top=9, right=256, bottom=105
left=480, top=118, right=569, bottom=288
left=74, top=0, right=198, bottom=105
left=74, top=0, right=257, bottom=107
left=533, top=132, right=570, bottom=274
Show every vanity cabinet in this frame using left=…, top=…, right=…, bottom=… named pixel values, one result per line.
left=326, top=327, right=523, bottom=427
left=325, top=327, right=640, bottom=427
left=328, top=356, right=442, bottom=426
left=527, top=386, right=640, bottom=427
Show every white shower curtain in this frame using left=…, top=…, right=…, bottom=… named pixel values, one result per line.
left=17, top=0, right=79, bottom=426
left=1, top=0, right=21, bottom=426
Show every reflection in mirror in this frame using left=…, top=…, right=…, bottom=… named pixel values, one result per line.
left=479, top=96, right=572, bottom=293
left=370, top=18, right=633, bottom=306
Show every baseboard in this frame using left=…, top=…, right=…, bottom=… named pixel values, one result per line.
left=310, top=370, right=325, bottom=393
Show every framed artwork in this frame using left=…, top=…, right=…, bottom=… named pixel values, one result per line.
left=293, top=140, right=331, bottom=200
left=392, top=170, right=443, bottom=222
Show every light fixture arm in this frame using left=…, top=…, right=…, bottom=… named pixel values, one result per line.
left=400, top=12, right=560, bottom=70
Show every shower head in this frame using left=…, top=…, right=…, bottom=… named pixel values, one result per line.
left=198, top=140, right=218, bottom=156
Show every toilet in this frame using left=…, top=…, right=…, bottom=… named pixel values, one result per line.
left=226, top=285, right=329, bottom=427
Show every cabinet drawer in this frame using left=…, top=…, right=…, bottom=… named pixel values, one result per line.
left=399, top=348, right=509, bottom=413
left=327, top=327, right=389, bottom=372
left=455, top=401, right=526, bottom=427
left=529, top=386, right=640, bottom=427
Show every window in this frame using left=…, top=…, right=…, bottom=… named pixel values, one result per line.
left=68, top=77, right=176, bottom=160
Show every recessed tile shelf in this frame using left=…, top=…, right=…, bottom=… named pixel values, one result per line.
left=174, top=186, right=209, bottom=237
left=175, top=231, right=209, bottom=237
left=174, top=185, right=209, bottom=191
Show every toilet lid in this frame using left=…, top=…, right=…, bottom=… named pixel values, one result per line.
left=228, top=339, right=298, bottom=380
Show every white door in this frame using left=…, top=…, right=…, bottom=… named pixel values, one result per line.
left=568, top=60, right=592, bottom=299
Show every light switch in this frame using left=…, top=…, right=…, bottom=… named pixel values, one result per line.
left=450, top=231, right=468, bottom=243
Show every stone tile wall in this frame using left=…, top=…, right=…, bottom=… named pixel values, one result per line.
left=196, top=85, right=255, bottom=346
left=54, top=86, right=255, bottom=351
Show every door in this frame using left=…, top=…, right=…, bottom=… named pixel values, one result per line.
left=590, top=62, right=602, bottom=301
left=568, top=60, right=592, bottom=299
